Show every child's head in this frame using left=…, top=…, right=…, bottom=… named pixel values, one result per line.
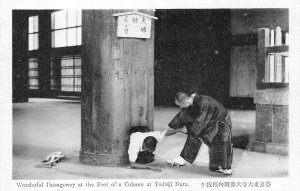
left=142, top=136, right=157, bottom=153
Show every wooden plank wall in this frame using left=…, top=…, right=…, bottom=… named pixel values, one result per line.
left=229, top=46, right=257, bottom=97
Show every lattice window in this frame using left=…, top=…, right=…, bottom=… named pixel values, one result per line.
left=28, top=16, right=39, bottom=50
left=60, top=56, right=81, bottom=92
left=28, top=58, right=39, bottom=89
left=51, top=10, right=82, bottom=48
left=263, top=27, right=289, bottom=83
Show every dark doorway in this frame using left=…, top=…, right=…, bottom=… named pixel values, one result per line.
left=154, top=9, right=231, bottom=107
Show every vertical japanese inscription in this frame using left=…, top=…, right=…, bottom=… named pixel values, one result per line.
left=116, top=14, right=152, bottom=38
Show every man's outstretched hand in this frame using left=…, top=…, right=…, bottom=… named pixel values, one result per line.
left=180, top=126, right=188, bottom=134
left=162, top=127, right=187, bottom=136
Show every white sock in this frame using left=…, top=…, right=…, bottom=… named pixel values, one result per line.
left=174, top=156, right=186, bottom=163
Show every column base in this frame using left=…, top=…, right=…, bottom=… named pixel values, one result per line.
left=79, top=150, right=129, bottom=166
left=250, top=141, right=288, bottom=156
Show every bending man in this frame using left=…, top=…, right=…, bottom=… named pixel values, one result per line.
left=167, top=92, right=233, bottom=175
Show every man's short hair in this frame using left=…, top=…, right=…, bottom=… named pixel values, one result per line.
left=175, top=92, right=188, bottom=104
left=143, top=136, right=157, bottom=150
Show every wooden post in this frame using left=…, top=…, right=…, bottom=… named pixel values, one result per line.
left=13, top=11, right=29, bottom=102
left=80, top=10, right=155, bottom=166
left=38, top=11, right=52, bottom=96
left=275, top=53, right=282, bottom=82
left=269, top=54, right=275, bottom=82
left=257, top=28, right=270, bottom=83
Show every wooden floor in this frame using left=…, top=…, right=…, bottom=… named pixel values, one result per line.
left=12, top=98, right=288, bottom=179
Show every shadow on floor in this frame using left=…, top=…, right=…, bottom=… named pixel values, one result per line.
left=232, top=135, right=250, bottom=149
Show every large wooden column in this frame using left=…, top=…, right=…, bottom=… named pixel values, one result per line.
left=80, top=10, right=155, bottom=166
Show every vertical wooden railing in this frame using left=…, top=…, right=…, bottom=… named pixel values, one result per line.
left=258, top=27, right=289, bottom=85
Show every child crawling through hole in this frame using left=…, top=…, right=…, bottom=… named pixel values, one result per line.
left=128, top=125, right=186, bottom=172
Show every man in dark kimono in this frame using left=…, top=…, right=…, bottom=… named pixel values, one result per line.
left=167, top=92, right=233, bottom=175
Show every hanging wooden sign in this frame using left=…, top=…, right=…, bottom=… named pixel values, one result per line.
left=113, top=11, right=157, bottom=39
